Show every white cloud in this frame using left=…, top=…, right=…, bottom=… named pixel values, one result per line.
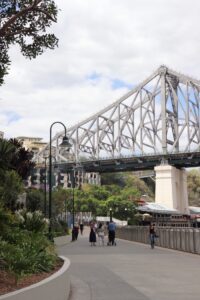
left=1, top=0, right=200, bottom=141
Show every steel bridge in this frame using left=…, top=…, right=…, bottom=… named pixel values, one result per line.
left=34, top=65, right=200, bottom=171
left=51, top=150, right=200, bottom=173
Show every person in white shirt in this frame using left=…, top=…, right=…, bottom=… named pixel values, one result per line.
left=97, top=222, right=105, bottom=246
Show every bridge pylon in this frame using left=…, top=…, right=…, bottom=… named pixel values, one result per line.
left=155, top=164, right=189, bottom=214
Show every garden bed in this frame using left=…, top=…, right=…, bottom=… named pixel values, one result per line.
left=0, top=258, right=63, bottom=296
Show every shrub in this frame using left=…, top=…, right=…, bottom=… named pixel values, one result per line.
left=15, top=209, right=49, bottom=233
left=0, top=170, right=24, bottom=211
left=0, top=228, right=57, bottom=284
left=51, top=218, right=69, bottom=237
left=0, top=207, right=57, bottom=285
left=26, top=188, right=44, bottom=212
left=0, top=204, right=14, bottom=236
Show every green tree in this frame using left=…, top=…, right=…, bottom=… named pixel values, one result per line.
left=26, top=188, right=44, bottom=212
left=101, top=172, right=154, bottom=199
left=0, top=138, right=34, bottom=180
left=96, top=201, right=107, bottom=216
left=0, top=0, right=58, bottom=85
left=0, top=170, right=24, bottom=211
left=0, top=139, right=15, bottom=175
left=85, top=197, right=99, bottom=215
left=82, top=184, right=110, bottom=200
left=125, top=174, right=152, bottom=196
left=0, top=204, right=14, bottom=235
left=106, top=196, right=136, bottom=221
left=52, top=187, right=69, bottom=216
left=9, top=138, right=35, bottom=179
left=120, top=186, right=140, bottom=201
left=187, top=169, right=200, bottom=206
left=101, top=172, right=126, bottom=187
left=104, top=184, right=121, bottom=196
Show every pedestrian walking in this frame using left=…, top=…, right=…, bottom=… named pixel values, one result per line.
left=108, top=220, right=116, bottom=246
left=94, top=221, right=98, bottom=232
left=97, top=222, right=105, bottom=246
left=89, top=223, right=96, bottom=246
left=80, top=223, right=84, bottom=235
left=74, top=223, right=79, bottom=240
left=149, top=224, right=157, bottom=249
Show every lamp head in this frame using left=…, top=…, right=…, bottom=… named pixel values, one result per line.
left=59, top=136, right=72, bottom=151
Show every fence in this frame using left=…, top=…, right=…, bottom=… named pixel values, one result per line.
left=116, top=226, right=200, bottom=254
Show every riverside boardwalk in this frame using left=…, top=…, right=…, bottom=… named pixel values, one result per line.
left=56, top=227, right=200, bottom=300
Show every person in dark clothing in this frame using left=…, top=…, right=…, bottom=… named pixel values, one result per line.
left=89, top=224, right=96, bottom=246
left=108, top=221, right=116, bottom=246
left=80, top=223, right=84, bottom=235
left=149, top=224, right=156, bottom=249
left=73, top=224, right=79, bottom=240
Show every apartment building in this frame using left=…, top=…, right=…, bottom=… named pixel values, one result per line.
left=17, top=136, right=47, bottom=154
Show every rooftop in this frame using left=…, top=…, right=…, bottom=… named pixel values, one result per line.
left=17, top=136, right=43, bottom=141
left=138, top=202, right=178, bottom=214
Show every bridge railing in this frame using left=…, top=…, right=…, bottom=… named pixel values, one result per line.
left=116, top=226, right=200, bottom=254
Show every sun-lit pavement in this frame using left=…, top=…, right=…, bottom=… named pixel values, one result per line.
left=57, top=227, right=200, bottom=300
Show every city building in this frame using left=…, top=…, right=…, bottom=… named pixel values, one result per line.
left=18, top=137, right=101, bottom=189
left=17, top=136, right=47, bottom=154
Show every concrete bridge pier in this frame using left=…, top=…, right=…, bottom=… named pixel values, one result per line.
left=154, top=165, right=189, bottom=214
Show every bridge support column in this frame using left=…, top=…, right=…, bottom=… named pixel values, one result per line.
left=154, top=165, right=189, bottom=214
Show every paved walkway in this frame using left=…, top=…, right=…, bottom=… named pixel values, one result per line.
left=57, top=227, right=200, bottom=300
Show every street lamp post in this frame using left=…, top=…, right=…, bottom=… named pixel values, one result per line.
left=64, top=197, right=67, bottom=222
left=71, top=165, right=83, bottom=241
left=71, top=169, right=75, bottom=241
left=49, top=121, right=72, bottom=240
left=109, top=208, right=113, bottom=222
left=72, top=177, right=75, bottom=228
left=44, top=156, right=48, bottom=217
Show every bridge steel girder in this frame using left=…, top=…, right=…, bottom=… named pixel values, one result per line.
left=34, top=65, right=200, bottom=165
left=49, top=151, right=200, bottom=174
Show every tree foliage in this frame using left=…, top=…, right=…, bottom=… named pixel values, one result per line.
left=0, top=219, right=57, bottom=284
left=0, top=138, right=34, bottom=180
left=0, top=139, right=16, bottom=175
left=101, top=172, right=154, bottom=200
left=101, top=172, right=126, bottom=187
left=0, top=0, right=58, bottom=84
left=0, top=204, right=14, bottom=234
left=52, top=187, right=70, bottom=216
left=26, top=188, right=44, bottom=212
left=22, top=172, right=154, bottom=222
left=0, top=138, right=34, bottom=210
left=106, top=196, right=136, bottom=220
left=187, top=169, right=200, bottom=206
left=9, top=138, right=35, bottom=179
left=0, top=170, right=24, bottom=211
left=82, top=184, right=110, bottom=200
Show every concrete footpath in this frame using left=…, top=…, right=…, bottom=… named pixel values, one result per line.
left=56, top=227, right=200, bottom=300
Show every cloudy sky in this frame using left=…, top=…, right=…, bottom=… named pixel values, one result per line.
left=1, top=0, right=200, bottom=142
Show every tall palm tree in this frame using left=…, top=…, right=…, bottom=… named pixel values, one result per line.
left=9, top=138, right=35, bottom=179
left=0, top=139, right=15, bottom=174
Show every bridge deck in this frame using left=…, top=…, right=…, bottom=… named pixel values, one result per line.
left=57, top=227, right=200, bottom=300
left=55, top=151, right=200, bottom=173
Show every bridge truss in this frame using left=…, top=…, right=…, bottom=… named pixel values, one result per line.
left=35, top=65, right=200, bottom=165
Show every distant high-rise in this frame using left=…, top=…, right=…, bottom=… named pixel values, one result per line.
left=17, top=136, right=47, bottom=154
